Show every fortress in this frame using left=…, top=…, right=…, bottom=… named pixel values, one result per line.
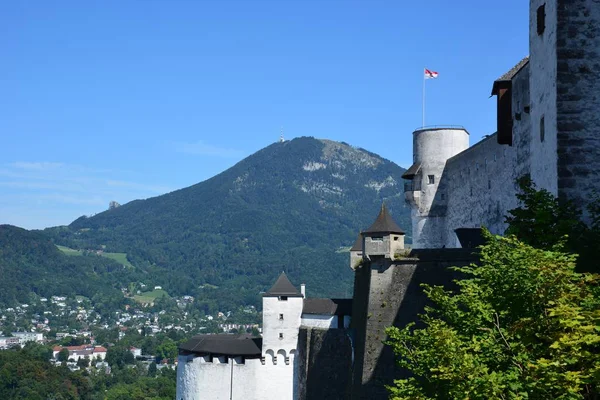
left=177, top=0, right=600, bottom=398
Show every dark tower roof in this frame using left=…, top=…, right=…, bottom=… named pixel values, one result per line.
left=263, top=272, right=302, bottom=297
left=363, top=204, right=405, bottom=235
left=350, top=234, right=363, bottom=252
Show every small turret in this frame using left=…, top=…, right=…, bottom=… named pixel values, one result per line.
left=361, top=204, right=405, bottom=261
left=261, top=272, right=303, bottom=357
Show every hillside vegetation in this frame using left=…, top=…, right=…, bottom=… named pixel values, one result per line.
left=0, top=225, right=139, bottom=307
left=35, top=137, right=410, bottom=309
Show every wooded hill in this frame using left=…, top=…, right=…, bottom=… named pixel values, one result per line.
left=0, top=225, right=138, bottom=307
left=34, top=137, right=409, bottom=309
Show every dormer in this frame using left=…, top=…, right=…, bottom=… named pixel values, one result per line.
left=362, top=204, right=405, bottom=261
left=491, top=57, right=529, bottom=146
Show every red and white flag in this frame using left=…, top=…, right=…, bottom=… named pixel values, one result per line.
left=424, top=68, right=439, bottom=79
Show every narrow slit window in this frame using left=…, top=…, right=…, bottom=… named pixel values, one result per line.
left=540, top=116, right=545, bottom=142
left=537, top=4, right=546, bottom=35
left=279, top=333, right=284, bottom=340
left=428, top=175, right=435, bottom=185
left=279, top=314, right=284, bottom=320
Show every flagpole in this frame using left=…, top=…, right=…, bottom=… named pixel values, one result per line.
left=422, top=69, right=425, bottom=127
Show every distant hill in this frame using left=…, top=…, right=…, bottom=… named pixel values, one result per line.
left=0, top=225, right=135, bottom=307
left=42, top=137, right=410, bottom=308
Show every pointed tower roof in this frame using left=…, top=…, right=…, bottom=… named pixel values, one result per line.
left=350, top=234, right=363, bottom=252
left=363, top=204, right=405, bottom=235
left=263, top=272, right=302, bottom=297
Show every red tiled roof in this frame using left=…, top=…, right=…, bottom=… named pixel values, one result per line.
left=93, top=346, right=107, bottom=352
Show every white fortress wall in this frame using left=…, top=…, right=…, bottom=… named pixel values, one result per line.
left=301, top=314, right=337, bottom=329
left=262, top=296, right=303, bottom=357
left=176, top=354, right=296, bottom=400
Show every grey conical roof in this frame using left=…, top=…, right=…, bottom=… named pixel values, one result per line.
left=363, top=204, right=405, bottom=235
left=263, top=272, right=302, bottom=297
left=350, top=234, right=363, bottom=251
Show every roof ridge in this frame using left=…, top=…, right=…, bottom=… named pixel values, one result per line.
left=263, top=272, right=302, bottom=297
left=363, top=204, right=405, bottom=234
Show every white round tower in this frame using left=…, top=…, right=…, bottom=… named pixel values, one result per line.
left=403, top=126, right=469, bottom=248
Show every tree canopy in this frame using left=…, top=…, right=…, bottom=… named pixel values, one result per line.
left=386, top=231, right=600, bottom=399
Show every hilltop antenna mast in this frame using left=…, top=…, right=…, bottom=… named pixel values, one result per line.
left=279, top=126, right=285, bottom=143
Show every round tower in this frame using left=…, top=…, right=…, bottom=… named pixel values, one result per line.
left=402, top=126, right=469, bottom=248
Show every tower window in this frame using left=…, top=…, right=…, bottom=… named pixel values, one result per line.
left=278, top=296, right=288, bottom=301
left=371, top=236, right=383, bottom=241
left=279, top=314, right=284, bottom=320
left=540, top=115, right=545, bottom=142
left=488, top=180, right=491, bottom=190
left=427, top=175, right=435, bottom=185
left=537, top=4, right=546, bottom=35
left=279, top=333, right=284, bottom=340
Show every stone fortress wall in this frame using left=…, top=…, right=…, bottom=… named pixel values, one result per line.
left=408, top=0, right=600, bottom=248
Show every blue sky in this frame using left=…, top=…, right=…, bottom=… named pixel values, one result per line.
left=0, top=0, right=529, bottom=229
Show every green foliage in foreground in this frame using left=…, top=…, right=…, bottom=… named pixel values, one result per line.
left=0, top=343, right=176, bottom=400
left=505, top=176, right=600, bottom=274
left=386, top=232, right=600, bottom=399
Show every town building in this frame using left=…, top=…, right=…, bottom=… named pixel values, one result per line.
left=52, top=345, right=107, bottom=362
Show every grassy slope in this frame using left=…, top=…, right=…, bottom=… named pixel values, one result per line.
left=133, top=289, right=169, bottom=304
left=57, top=245, right=134, bottom=268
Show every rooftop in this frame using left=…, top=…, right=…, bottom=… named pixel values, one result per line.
left=363, top=204, right=405, bottom=235
left=491, top=57, right=529, bottom=95
left=263, top=272, right=303, bottom=298
left=302, top=298, right=352, bottom=316
left=179, top=334, right=262, bottom=357
left=350, top=234, right=363, bottom=252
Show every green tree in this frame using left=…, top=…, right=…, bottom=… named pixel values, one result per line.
left=57, top=348, right=69, bottom=363
left=155, top=338, right=177, bottom=362
left=505, top=176, right=600, bottom=273
left=76, top=357, right=89, bottom=368
left=386, top=232, right=600, bottom=399
left=105, top=346, right=131, bottom=368
left=148, top=362, right=157, bottom=378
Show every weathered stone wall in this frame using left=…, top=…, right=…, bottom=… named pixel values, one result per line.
left=442, top=133, right=521, bottom=247
left=351, top=249, right=475, bottom=399
left=296, top=328, right=353, bottom=400
left=556, top=0, right=600, bottom=221
left=530, top=0, right=559, bottom=195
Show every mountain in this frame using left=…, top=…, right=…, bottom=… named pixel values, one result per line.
left=43, top=137, right=410, bottom=309
left=0, top=225, right=136, bottom=307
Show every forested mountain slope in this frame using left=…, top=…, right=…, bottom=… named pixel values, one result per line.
left=44, top=137, right=409, bottom=305
left=0, top=225, right=134, bottom=307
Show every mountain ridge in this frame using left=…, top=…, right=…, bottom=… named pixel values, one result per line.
left=36, top=137, right=410, bottom=309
